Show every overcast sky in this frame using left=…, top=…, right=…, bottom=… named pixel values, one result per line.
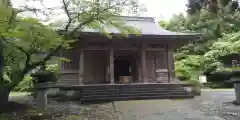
left=12, top=0, right=188, bottom=20
left=141, top=0, right=187, bottom=19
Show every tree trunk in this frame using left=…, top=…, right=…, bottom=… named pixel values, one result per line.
left=0, top=39, right=8, bottom=112
left=0, top=39, right=3, bottom=79
left=0, top=87, right=10, bottom=112
left=0, top=76, right=25, bottom=112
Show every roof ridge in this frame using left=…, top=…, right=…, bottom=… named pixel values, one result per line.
left=118, top=16, right=155, bottom=22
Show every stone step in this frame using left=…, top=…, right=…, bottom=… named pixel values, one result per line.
left=82, top=92, right=192, bottom=98
left=82, top=86, right=183, bottom=90
left=82, top=89, right=188, bottom=95
left=82, top=84, right=183, bottom=89
left=82, top=88, right=185, bottom=92
left=81, top=94, right=194, bottom=103
left=82, top=86, right=184, bottom=90
left=80, top=83, right=194, bottom=102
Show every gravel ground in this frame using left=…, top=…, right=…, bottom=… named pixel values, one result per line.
left=9, top=90, right=240, bottom=120
left=112, top=90, right=240, bottom=120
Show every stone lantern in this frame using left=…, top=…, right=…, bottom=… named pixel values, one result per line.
left=228, top=70, right=240, bottom=105
left=229, top=60, right=240, bottom=105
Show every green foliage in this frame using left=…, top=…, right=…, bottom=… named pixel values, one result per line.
left=13, top=64, right=59, bottom=92
left=204, top=31, right=240, bottom=73
left=175, top=55, right=204, bottom=81
left=46, top=64, right=60, bottom=75
left=50, top=0, right=145, bottom=38
left=13, top=75, right=33, bottom=92
left=0, top=0, right=144, bottom=103
left=161, top=0, right=240, bottom=85
left=160, top=14, right=189, bottom=32
left=0, top=113, right=8, bottom=120
left=187, top=0, right=239, bottom=15
left=1, top=17, right=66, bottom=89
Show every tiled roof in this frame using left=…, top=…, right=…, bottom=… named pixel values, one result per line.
left=82, top=16, right=200, bottom=37
left=56, top=16, right=201, bottom=39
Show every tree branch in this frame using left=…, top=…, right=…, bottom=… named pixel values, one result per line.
left=62, top=0, right=91, bottom=37
left=18, top=5, right=52, bottom=18
left=68, top=1, right=124, bottom=36
left=26, top=0, right=129, bottom=73
left=18, top=7, right=42, bottom=13
left=27, top=43, right=63, bottom=73
left=1, top=36, right=31, bottom=68
left=1, top=37, right=27, bottom=55
left=6, top=1, right=16, bottom=26
left=62, top=0, right=72, bottom=33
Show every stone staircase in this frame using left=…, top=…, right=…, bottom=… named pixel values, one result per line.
left=80, top=83, right=194, bottom=103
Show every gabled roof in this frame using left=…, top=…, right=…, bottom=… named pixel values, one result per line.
left=83, top=16, right=200, bottom=36
left=57, top=16, right=201, bottom=40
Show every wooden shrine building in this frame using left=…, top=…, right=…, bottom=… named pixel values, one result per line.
left=58, top=16, right=199, bottom=85
left=56, top=16, right=200, bottom=101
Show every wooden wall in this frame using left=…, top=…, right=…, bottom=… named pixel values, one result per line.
left=58, top=41, right=175, bottom=84
left=83, top=51, right=107, bottom=84
left=61, top=47, right=80, bottom=70
left=58, top=47, right=80, bottom=85
left=144, top=51, right=168, bottom=83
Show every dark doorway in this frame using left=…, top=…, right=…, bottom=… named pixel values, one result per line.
left=114, top=56, right=132, bottom=83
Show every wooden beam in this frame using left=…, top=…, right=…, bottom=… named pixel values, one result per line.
left=141, top=49, right=147, bottom=83
left=145, top=48, right=164, bottom=51
left=168, top=48, right=175, bottom=81
left=83, top=48, right=164, bottom=51
left=78, top=50, right=84, bottom=84
left=84, top=48, right=108, bottom=51
left=109, top=48, right=114, bottom=84
left=61, top=70, right=78, bottom=74
left=59, top=50, right=64, bottom=71
left=84, top=48, right=136, bottom=51
left=165, top=44, right=171, bottom=83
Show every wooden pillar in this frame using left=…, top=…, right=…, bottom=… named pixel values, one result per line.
left=141, top=49, right=147, bottom=83
left=78, top=50, right=84, bottom=84
left=168, top=49, right=175, bottom=81
left=105, top=61, right=110, bottom=83
left=59, top=50, right=64, bottom=71
left=109, top=48, right=114, bottom=84
left=165, top=44, right=171, bottom=83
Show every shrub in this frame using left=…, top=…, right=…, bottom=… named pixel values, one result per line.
left=206, top=81, right=233, bottom=88
left=181, top=80, right=203, bottom=96
left=13, top=64, right=60, bottom=92
left=46, top=64, right=60, bottom=76
left=182, top=80, right=204, bottom=88
left=31, top=63, right=60, bottom=83
left=13, top=75, right=34, bottom=92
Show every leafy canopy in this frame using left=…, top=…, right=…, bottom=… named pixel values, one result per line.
left=160, top=0, right=240, bottom=81
left=0, top=0, right=144, bottom=93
